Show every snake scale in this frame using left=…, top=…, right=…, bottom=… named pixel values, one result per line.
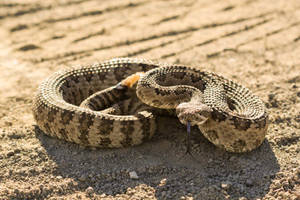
left=32, top=58, right=268, bottom=152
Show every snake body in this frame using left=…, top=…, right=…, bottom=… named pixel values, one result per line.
left=32, top=58, right=268, bottom=152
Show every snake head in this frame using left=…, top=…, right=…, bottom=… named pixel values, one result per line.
left=176, top=102, right=213, bottom=126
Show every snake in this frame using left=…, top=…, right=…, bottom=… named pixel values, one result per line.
left=32, top=58, right=268, bottom=152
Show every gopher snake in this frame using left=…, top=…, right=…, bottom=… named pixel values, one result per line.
left=33, top=58, right=268, bottom=152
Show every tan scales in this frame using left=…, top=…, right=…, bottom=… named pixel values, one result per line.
left=32, top=58, right=268, bottom=152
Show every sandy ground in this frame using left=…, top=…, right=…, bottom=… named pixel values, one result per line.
left=0, top=0, right=299, bottom=199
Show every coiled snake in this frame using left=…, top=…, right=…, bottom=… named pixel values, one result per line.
left=33, top=58, right=268, bottom=152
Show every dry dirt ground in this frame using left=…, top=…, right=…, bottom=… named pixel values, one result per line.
left=0, top=0, right=300, bottom=199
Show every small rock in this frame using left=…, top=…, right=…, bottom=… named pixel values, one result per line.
left=246, top=179, right=253, bottom=187
left=221, top=182, right=231, bottom=190
left=7, top=151, right=14, bottom=157
left=238, top=184, right=245, bottom=192
left=268, top=93, right=275, bottom=101
left=57, top=176, right=62, bottom=180
left=282, top=191, right=290, bottom=199
left=79, top=175, right=87, bottom=182
left=14, top=149, right=21, bottom=154
left=273, top=180, right=281, bottom=189
left=129, top=171, right=139, bottom=179
left=85, top=186, right=94, bottom=195
left=5, top=121, right=12, bottom=126
left=229, top=156, right=237, bottom=161
left=159, top=178, right=167, bottom=186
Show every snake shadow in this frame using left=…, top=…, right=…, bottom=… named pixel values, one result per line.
left=34, top=116, right=279, bottom=199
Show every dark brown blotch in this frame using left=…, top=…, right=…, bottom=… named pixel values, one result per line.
left=80, top=88, right=88, bottom=101
left=78, top=113, right=95, bottom=145
left=120, top=121, right=134, bottom=146
left=85, top=73, right=94, bottom=82
left=194, top=79, right=206, bottom=92
left=88, top=89, right=95, bottom=96
left=227, top=97, right=236, bottom=111
left=157, top=73, right=166, bottom=83
left=60, top=110, right=74, bottom=125
left=94, top=95, right=107, bottom=108
left=255, top=117, right=268, bottom=129
left=136, top=112, right=154, bottom=142
left=47, top=109, right=58, bottom=123
left=87, top=97, right=100, bottom=110
left=111, top=87, right=126, bottom=101
left=156, top=89, right=171, bottom=96
left=58, top=128, right=68, bottom=140
left=63, top=79, right=72, bottom=88
left=231, top=139, right=246, bottom=151
left=99, top=137, right=112, bottom=148
left=138, top=63, right=152, bottom=71
left=43, top=122, right=52, bottom=135
left=173, top=72, right=185, bottom=80
left=232, top=117, right=251, bottom=131
left=113, top=67, right=127, bottom=82
left=139, top=81, right=151, bottom=88
left=211, top=110, right=227, bottom=122
left=154, top=88, right=160, bottom=95
left=72, top=75, right=80, bottom=84
left=173, top=89, right=182, bottom=96
left=97, top=118, right=113, bottom=136
left=98, top=72, right=107, bottom=82
left=102, top=91, right=113, bottom=105
left=191, top=74, right=201, bottom=83
left=120, top=121, right=134, bottom=136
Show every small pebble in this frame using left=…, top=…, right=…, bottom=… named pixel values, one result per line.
left=85, top=186, right=94, bottom=195
left=246, top=179, right=253, bottom=186
left=229, top=156, right=237, bottom=161
left=129, top=171, right=139, bottom=179
left=79, top=175, right=87, bottom=181
left=6, top=151, right=14, bottom=157
left=221, top=182, right=231, bottom=190
left=159, top=178, right=167, bottom=186
left=14, top=149, right=21, bottom=154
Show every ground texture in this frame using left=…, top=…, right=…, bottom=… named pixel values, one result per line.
left=0, top=0, right=299, bottom=199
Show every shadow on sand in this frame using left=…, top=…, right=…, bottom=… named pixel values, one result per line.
left=35, top=118, right=279, bottom=199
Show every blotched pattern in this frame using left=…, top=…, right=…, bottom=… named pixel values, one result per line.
left=33, top=58, right=268, bottom=152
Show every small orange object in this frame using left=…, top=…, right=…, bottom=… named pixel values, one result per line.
left=121, top=72, right=145, bottom=88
